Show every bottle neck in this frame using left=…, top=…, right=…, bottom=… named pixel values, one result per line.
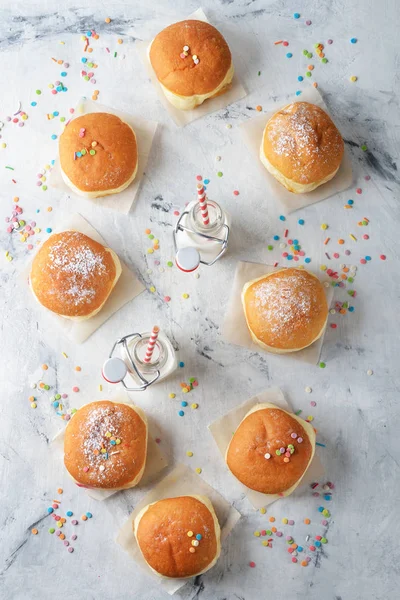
left=189, top=199, right=224, bottom=237
left=129, top=335, right=167, bottom=374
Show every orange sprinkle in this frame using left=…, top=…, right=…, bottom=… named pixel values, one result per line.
left=320, top=52, right=325, bottom=58
left=59, top=533, right=65, bottom=540
left=47, top=207, right=52, bottom=212
left=313, top=82, right=318, bottom=88
left=268, top=516, right=275, bottom=523
left=105, top=17, right=111, bottom=23
left=308, top=65, right=314, bottom=70
left=31, top=528, right=38, bottom=535
left=343, top=267, right=349, bottom=273
left=75, top=366, right=81, bottom=371
left=57, top=488, right=63, bottom=494
left=42, top=364, right=48, bottom=370
left=340, top=274, right=347, bottom=280
left=153, top=244, right=159, bottom=250
left=256, top=105, right=262, bottom=112
left=291, top=543, right=298, bottom=549
left=274, top=40, right=283, bottom=45
left=88, top=47, right=93, bottom=53
left=29, top=396, right=34, bottom=401
left=39, top=382, right=45, bottom=389
left=82, top=515, right=88, bottom=521
left=301, top=560, right=308, bottom=567
left=271, top=526, right=277, bottom=533
left=93, top=34, right=99, bottom=40
left=13, top=196, right=19, bottom=203
left=92, top=95, right=98, bottom=101
left=117, top=38, right=123, bottom=44
left=340, top=308, right=347, bottom=314
left=94, top=449, right=100, bottom=456
left=145, top=228, right=151, bottom=234
left=60, top=518, right=66, bottom=523
left=304, top=518, right=311, bottom=525
left=338, top=239, right=345, bottom=245
left=324, top=237, right=330, bottom=245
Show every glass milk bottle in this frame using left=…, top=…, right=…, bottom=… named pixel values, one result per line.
left=102, top=328, right=177, bottom=392
left=173, top=182, right=231, bottom=273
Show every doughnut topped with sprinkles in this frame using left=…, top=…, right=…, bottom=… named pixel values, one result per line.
left=29, top=231, right=121, bottom=320
left=226, top=404, right=315, bottom=494
left=64, top=401, right=148, bottom=489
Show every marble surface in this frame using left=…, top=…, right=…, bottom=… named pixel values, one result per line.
left=0, top=1, right=399, bottom=599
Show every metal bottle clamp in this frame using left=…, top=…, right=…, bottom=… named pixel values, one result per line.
left=102, top=333, right=160, bottom=392
left=173, top=211, right=230, bottom=272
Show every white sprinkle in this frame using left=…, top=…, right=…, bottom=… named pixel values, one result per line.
left=330, top=309, right=336, bottom=314
left=226, top=124, right=232, bottom=129
left=99, top=465, right=105, bottom=472
left=216, top=156, right=221, bottom=161
left=31, top=383, right=37, bottom=389
left=306, top=535, right=310, bottom=542
left=367, top=369, right=373, bottom=376
left=280, top=243, right=286, bottom=249
left=324, top=281, right=330, bottom=288
left=305, top=386, right=312, bottom=393
left=264, top=453, right=271, bottom=459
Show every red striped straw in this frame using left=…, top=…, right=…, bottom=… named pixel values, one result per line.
left=144, top=326, right=160, bottom=363
left=197, top=183, right=210, bottom=226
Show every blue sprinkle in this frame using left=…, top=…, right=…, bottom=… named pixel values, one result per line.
left=316, top=442, right=326, bottom=447
left=279, top=215, right=286, bottom=221
left=318, top=506, right=324, bottom=512
left=196, top=534, right=202, bottom=540
left=365, top=255, right=371, bottom=261
left=348, top=306, right=355, bottom=312
left=295, top=90, right=302, bottom=96
left=305, top=257, right=311, bottom=263
left=298, top=75, right=303, bottom=82
left=294, top=13, right=300, bottom=19
left=31, top=101, right=37, bottom=107
left=110, top=440, right=116, bottom=445
left=53, top=111, right=59, bottom=116
left=315, top=541, right=321, bottom=547
left=76, top=152, right=82, bottom=158
left=293, top=239, right=299, bottom=245
left=203, top=179, right=210, bottom=185
left=181, top=401, right=188, bottom=407
left=51, top=134, right=57, bottom=140
left=60, top=72, right=67, bottom=77
left=66, top=511, right=73, bottom=517
left=287, top=255, right=293, bottom=260
left=298, top=219, right=304, bottom=225
left=350, top=38, right=357, bottom=44
left=286, top=53, right=293, bottom=58
left=294, top=245, right=301, bottom=251
left=297, top=546, right=303, bottom=552
left=36, top=209, right=40, bottom=213
left=62, top=87, right=68, bottom=92
left=179, top=361, right=185, bottom=368
left=81, top=57, right=87, bottom=63
left=324, top=495, right=332, bottom=501
left=178, top=410, right=184, bottom=417
left=47, top=507, right=54, bottom=513
left=56, top=86, right=63, bottom=92
left=53, top=401, right=59, bottom=408
left=46, top=228, right=52, bottom=233
left=86, top=512, right=92, bottom=518
left=104, top=453, right=108, bottom=459
left=86, top=31, right=92, bottom=37
left=273, top=235, right=280, bottom=241
left=51, top=160, right=55, bottom=165
left=348, top=199, right=354, bottom=205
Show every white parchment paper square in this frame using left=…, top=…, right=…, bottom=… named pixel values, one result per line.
left=50, top=98, right=158, bottom=214
left=19, top=213, right=145, bottom=344
left=240, top=86, right=353, bottom=214
left=136, top=7, right=247, bottom=127
left=222, top=261, right=333, bottom=365
left=116, top=463, right=241, bottom=595
left=51, top=393, right=168, bottom=501
left=208, top=387, right=324, bottom=510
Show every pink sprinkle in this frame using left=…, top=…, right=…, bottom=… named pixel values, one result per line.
left=83, top=466, right=89, bottom=472
left=233, top=190, right=239, bottom=196
left=298, top=251, right=305, bottom=256
left=345, top=249, right=351, bottom=255
left=91, top=78, right=96, bottom=84
left=173, top=210, right=180, bottom=216
left=315, top=535, right=322, bottom=541
left=64, top=540, right=69, bottom=546
left=327, top=39, right=333, bottom=44
left=81, top=70, right=87, bottom=76
left=68, top=547, right=74, bottom=553
left=360, top=258, right=367, bottom=264
left=306, top=557, right=311, bottom=563
left=164, top=296, right=171, bottom=302
left=284, top=229, right=288, bottom=237
left=180, top=53, right=186, bottom=59
left=37, top=181, right=42, bottom=186
left=55, top=81, right=60, bottom=86
left=364, top=175, right=371, bottom=180
left=330, top=323, right=337, bottom=329
left=196, top=175, right=202, bottom=181
left=380, top=254, right=386, bottom=260
left=64, top=62, right=70, bottom=68
left=56, top=530, right=61, bottom=536
left=288, top=239, right=293, bottom=245
left=69, top=108, right=75, bottom=114
left=333, top=252, right=339, bottom=258
left=311, top=401, right=317, bottom=407
left=28, top=244, right=33, bottom=250
left=306, top=20, right=312, bottom=25
left=282, top=252, right=288, bottom=258
left=72, top=386, right=79, bottom=392
left=286, top=536, right=292, bottom=541
left=6, top=226, right=12, bottom=233
left=293, top=256, right=299, bottom=261
left=288, top=520, right=294, bottom=526
left=292, top=557, right=298, bottom=563
left=283, top=41, right=289, bottom=46
left=297, top=437, right=303, bottom=443
left=192, top=381, right=198, bottom=387
left=309, top=545, right=316, bottom=551
left=62, top=393, right=68, bottom=399
left=356, top=188, right=362, bottom=194
left=71, top=534, right=77, bottom=540
left=72, top=520, right=78, bottom=525
left=362, top=234, right=369, bottom=240
left=288, top=547, right=294, bottom=554
left=321, top=520, right=328, bottom=526
left=55, top=516, right=61, bottom=521
left=52, top=503, right=58, bottom=509
left=276, top=531, right=283, bottom=537
left=249, top=561, right=256, bottom=568
left=155, top=438, right=161, bottom=444
left=312, top=492, right=320, bottom=497
left=64, top=414, right=71, bottom=421
left=291, top=432, right=297, bottom=439
left=51, top=90, right=57, bottom=95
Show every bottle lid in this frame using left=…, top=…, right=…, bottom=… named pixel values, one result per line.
left=102, top=357, right=128, bottom=384
left=175, top=247, right=200, bottom=272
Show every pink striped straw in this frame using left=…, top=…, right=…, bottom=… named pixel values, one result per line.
left=144, top=326, right=160, bottom=363
left=197, top=183, right=210, bottom=226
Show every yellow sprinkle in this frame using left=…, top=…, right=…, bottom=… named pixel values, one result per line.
left=320, top=265, right=327, bottom=271
left=349, top=234, right=357, bottom=241
left=191, top=403, right=198, bottom=409
left=149, top=286, right=156, bottom=293
left=321, top=223, right=328, bottom=230
left=62, top=352, right=68, bottom=359
left=99, top=384, right=103, bottom=391
left=186, top=451, right=193, bottom=457
left=307, top=415, right=314, bottom=421
left=182, top=293, right=189, bottom=299
left=1, top=143, right=6, bottom=149
left=187, top=531, right=193, bottom=537
left=254, top=531, right=261, bottom=537
left=5, top=251, right=9, bottom=257
left=259, top=507, right=266, bottom=514
left=195, top=468, right=202, bottom=474
left=350, top=75, right=358, bottom=82
left=6, top=255, right=13, bottom=262
left=262, top=540, right=269, bottom=546
left=282, top=517, right=288, bottom=524
left=147, top=248, right=154, bottom=254
left=31, top=402, right=37, bottom=409
left=182, top=387, right=189, bottom=393
left=153, top=239, right=159, bottom=244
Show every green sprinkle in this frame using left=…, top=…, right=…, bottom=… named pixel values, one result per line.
left=303, top=49, right=308, bottom=55
left=189, top=377, right=196, bottom=383
left=81, top=149, right=87, bottom=155
left=321, top=537, right=328, bottom=543
left=266, top=530, right=272, bottom=536
left=114, top=51, right=117, bottom=58
left=167, top=261, right=173, bottom=267
left=258, top=71, right=261, bottom=76
left=267, top=245, right=273, bottom=251
left=295, top=409, right=302, bottom=415
left=5, top=166, right=14, bottom=170
left=71, top=408, right=77, bottom=414
left=49, top=528, right=55, bottom=534
left=307, top=52, right=313, bottom=58
left=36, top=89, right=42, bottom=95
left=361, top=144, right=367, bottom=151
left=89, top=149, right=96, bottom=155
left=44, top=384, right=50, bottom=390
left=319, top=362, right=326, bottom=369
left=348, top=276, right=354, bottom=283
left=217, top=171, right=223, bottom=177
left=306, top=71, right=312, bottom=77
left=322, top=57, right=328, bottom=63
left=42, top=185, right=48, bottom=191
left=148, top=234, right=154, bottom=240
left=84, top=75, right=90, bottom=81
left=55, top=394, right=61, bottom=400
left=87, top=62, right=93, bottom=68
left=275, top=449, right=281, bottom=456
left=60, top=117, right=66, bottom=122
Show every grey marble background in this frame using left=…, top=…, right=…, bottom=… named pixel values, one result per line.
left=0, top=1, right=399, bottom=599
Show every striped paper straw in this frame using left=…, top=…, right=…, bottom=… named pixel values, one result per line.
left=197, top=183, right=210, bottom=226
left=144, top=326, right=160, bottom=363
